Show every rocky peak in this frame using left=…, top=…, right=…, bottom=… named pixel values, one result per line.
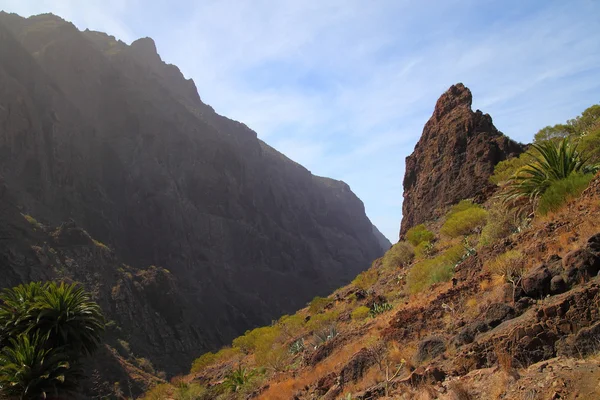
left=130, top=37, right=162, bottom=66
left=432, top=83, right=472, bottom=120
left=399, top=83, right=524, bottom=238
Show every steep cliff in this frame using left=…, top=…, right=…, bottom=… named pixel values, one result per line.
left=400, top=83, right=524, bottom=237
left=0, top=12, right=389, bottom=376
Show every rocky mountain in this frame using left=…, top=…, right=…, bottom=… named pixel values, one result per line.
left=400, top=83, right=524, bottom=237
left=0, top=11, right=389, bottom=378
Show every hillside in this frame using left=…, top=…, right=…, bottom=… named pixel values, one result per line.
left=162, top=87, right=600, bottom=400
left=0, top=10, right=389, bottom=386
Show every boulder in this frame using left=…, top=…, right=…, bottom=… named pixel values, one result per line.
left=556, top=321, right=600, bottom=358
left=485, top=303, right=515, bottom=328
left=563, top=248, right=600, bottom=285
left=550, top=276, right=568, bottom=294
left=315, top=372, right=337, bottom=396
left=415, top=336, right=446, bottom=364
left=522, top=264, right=553, bottom=298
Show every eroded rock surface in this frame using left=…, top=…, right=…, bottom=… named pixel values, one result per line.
left=400, top=83, right=524, bottom=237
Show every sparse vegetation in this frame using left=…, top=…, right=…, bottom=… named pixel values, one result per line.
left=306, top=310, right=339, bottom=332
left=537, top=173, right=594, bottom=215
left=382, top=241, right=414, bottom=269
left=407, top=244, right=467, bottom=293
left=308, top=296, right=330, bottom=314
left=406, top=224, right=435, bottom=246
left=352, top=269, right=378, bottom=291
left=22, top=214, right=43, bottom=230
left=502, top=138, right=590, bottom=207
left=351, top=306, right=370, bottom=321
left=441, top=201, right=488, bottom=238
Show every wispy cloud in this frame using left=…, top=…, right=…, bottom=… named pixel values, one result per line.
left=1, top=0, right=599, bottom=241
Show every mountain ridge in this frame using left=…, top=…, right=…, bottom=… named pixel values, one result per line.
left=0, top=11, right=389, bottom=381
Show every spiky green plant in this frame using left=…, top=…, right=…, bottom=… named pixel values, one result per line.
left=0, top=283, right=45, bottom=348
left=33, top=282, right=105, bottom=356
left=502, top=138, right=589, bottom=204
left=288, top=338, right=305, bottom=355
left=0, top=282, right=104, bottom=398
left=368, top=302, right=393, bottom=317
left=0, top=334, right=81, bottom=399
left=223, top=365, right=253, bottom=393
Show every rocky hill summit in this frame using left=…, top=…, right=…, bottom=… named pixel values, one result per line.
left=400, top=83, right=524, bottom=237
left=0, top=10, right=389, bottom=380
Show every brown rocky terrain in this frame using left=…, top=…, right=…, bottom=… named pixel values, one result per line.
left=400, top=83, right=524, bottom=238
left=166, top=85, right=600, bottom=399
left=0, top=10, right=389, bottom=384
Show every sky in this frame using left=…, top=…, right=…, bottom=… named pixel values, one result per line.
left=1, top=0, right=599, bottom=242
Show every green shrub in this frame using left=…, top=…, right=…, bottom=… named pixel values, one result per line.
left=406, top=245, right=467, bottom=293
left=487, top=250, right=525, bottom=283
left=441, top=202, right=488, bottom=238
left=414, top=241, right=434, bottom=259
left=232, top=325, right=280, bottom=354
left=255, top=344, right=290, bottom=372
left=382, top=241, right=414, bottom=269
left=351, top=306, right=370, bottom=321
left=537, top=173, right=594, bottom=215
left=478, top=203, right=520, bottom=248
left=308, top=296, right=331, bottom=314
left=405, top=224, right=434, bottom=246
left=278, top=313, right=305, bottom=338
left=352, top=269, right=378, bottom=291
left=579, top=126, right=600, bottom=163
left=142, top=383, right=172, bottom=400
left=490, top=155, right=531, bottom=185
left=306, top=310, right=339, bottom=332
left=191, top=352, right=217, bottom=373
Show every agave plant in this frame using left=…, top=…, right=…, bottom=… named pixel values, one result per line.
left=223, top=365, right=254, bottom=393
left=0, top=334, right=81, bottom=399
left=288, top=338, right=305, bottom=355
left=502, top=138, right=589, bottom=203
left=369, top=302, right=393, bottom=317
left=311, top=325, right=338, bottom=349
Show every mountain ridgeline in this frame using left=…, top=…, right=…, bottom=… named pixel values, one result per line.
left=0, top=11, right=389, bottom=377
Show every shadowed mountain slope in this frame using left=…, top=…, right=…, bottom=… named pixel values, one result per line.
left=0, top=11, right=389, bottom=375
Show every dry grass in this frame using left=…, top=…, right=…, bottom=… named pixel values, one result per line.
left=258, top=339, right=365, bottom=399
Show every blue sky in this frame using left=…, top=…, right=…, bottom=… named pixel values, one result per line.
left=2, top=0, right=599, bottom=242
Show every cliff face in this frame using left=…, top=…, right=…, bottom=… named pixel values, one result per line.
left=399, top=83, right=524, bottom=237
left=0, top=12, right=389, bottom=376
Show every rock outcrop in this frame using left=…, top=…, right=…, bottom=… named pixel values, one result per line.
left=0, top=11, right=389, bottom=377
left=399, top=83, right=524, bottom=237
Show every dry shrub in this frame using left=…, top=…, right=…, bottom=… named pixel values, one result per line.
left=383, top=241, right=415, bottom=269
left=448, top=381, right=471, bottom=400
left=486, top=250, right=526, bottom=282
left=352, top=268, right=379, bottom=290
left=463, top=297, right=479, bottom=319
left=494, top=339, right=517, bottom=377
left=441, top=201, right=488, bottom=238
